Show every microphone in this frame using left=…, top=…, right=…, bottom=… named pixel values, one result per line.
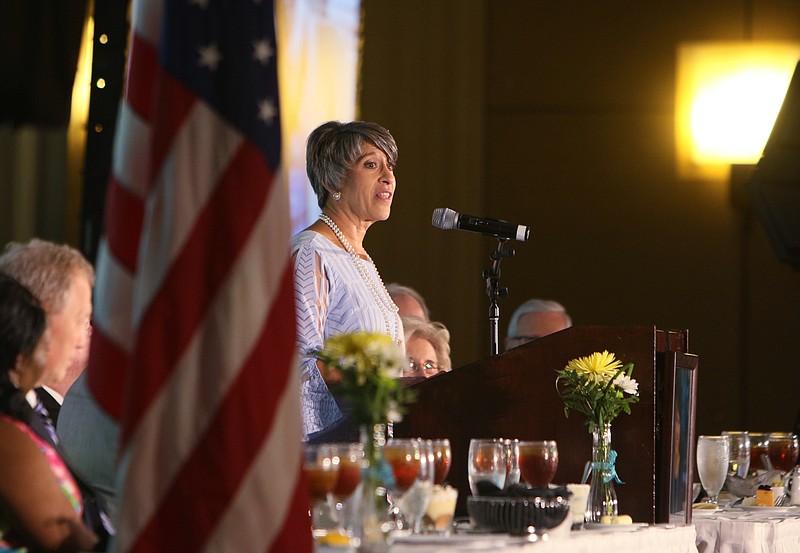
left=431, top=207, right=530, bottom=242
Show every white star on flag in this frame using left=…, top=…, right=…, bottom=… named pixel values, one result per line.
left=253, top=39, right=274, bottom=65
left=258, top=98, right=277, bottom=123
left=198, top=43, right=222, bottom=70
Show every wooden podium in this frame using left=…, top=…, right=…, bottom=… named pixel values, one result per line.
left=393, top=325, right=698, bottom=523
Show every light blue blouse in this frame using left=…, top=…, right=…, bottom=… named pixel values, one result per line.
left=291, top=230, right=404, bottom=439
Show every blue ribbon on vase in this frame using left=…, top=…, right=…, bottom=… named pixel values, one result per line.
left=584, top=449, right=625, bottom=485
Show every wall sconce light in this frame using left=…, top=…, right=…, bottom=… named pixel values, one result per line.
left=675, top=41, right=800, bottom=181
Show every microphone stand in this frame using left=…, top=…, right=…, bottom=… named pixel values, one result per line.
left=483, top=238, right=515, bottom=356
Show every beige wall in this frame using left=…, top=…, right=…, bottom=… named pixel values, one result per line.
left=359, top=0, right=800, bottom=436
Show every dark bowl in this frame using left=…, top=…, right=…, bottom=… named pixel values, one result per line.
left=467, top=495, right=570, bottom=535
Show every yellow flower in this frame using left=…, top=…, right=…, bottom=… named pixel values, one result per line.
left=564, top=350, right=623, bottom=384
left=315, top=332, right=415, bottom=428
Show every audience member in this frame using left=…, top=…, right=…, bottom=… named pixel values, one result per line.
left=387, top=283, right=430, bottom=321
left=504, top=299, right=572, bottom=351
left=401, top=316, right=452, bottom=378
left=0, top=273, right=98, bottom=552
left=0, top=239, right=94, bottom=421
left=0, top=239, right=112, bottom=549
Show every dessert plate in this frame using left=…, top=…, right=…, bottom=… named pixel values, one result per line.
left=584, top=522, right=648, bottom=532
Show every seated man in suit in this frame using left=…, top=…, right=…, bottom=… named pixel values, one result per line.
left=504, top=299, right=572, bottom=351
left=0, top=239, right=113, bottom=549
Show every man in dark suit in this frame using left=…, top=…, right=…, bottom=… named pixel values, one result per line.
left=0, top=239, right=113, bottom=550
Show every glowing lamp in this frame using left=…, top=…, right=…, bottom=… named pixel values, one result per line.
left=676, top=42, right=800, bottom=180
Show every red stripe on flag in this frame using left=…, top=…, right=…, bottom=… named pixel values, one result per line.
left=149, top=73, right=196, bottom=186
left=87, top=328, right=129, bottom=420
left=125, top=33, right=158, bottom=121
left=103, top=176, right=144, bottom=274
left=128, top=266, right=300, bottom=552
left=122, top=143, right=274, bottom=442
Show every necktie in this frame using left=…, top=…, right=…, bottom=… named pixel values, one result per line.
left=33, top=399, right=60, bottom=446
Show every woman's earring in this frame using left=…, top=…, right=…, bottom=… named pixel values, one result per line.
left=332, top=191, right=341, bottom=201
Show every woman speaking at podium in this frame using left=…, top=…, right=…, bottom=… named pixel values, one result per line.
left=291, top=121, right=404, bottom=443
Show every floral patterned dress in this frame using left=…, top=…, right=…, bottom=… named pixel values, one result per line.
left=0, top=415, right=82, bottom=551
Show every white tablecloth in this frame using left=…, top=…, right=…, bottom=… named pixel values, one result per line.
left=389, top=524, right=698, bottom=553
left=694, top=508, right=800, bottom=553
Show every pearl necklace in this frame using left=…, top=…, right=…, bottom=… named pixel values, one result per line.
left=319, top=213, right=400, bottom=343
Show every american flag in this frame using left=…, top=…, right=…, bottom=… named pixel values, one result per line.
left=86, top=0, right=311, bottom=551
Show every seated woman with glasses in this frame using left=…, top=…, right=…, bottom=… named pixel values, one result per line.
left=401, top=317, right=452, bottom=379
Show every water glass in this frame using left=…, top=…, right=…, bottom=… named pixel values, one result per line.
left=721, top=431, right=751, bottom=478
left=468, top=439, right=507, bottom=495
left=696, top=435, right=730, bottom=504
left=503, top=438, right=520, bottom=488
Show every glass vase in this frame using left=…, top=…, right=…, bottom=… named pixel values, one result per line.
left=357, top=423, right=393, bottom=553
left=587, top=422, right=619, bottom=522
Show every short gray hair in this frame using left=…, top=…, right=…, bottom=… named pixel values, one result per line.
left=0, top=239, right=94, bottom=314
left=506, top=299, right=571, bottom=339
left=386, top=282, right=430, bottom=321
left=306, top=120, right=398, bottom=208
left=402, top=317, right=452, bottom=373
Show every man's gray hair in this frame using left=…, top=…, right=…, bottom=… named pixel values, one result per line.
left=506, top=299, right=571, bottom=339
left=386, top=282, right=430, bottom=321
left=0, top=239, right=94, bottom=314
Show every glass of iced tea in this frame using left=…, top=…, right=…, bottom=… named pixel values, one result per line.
left=767, top=432, right=799, bottom=472
left=518, top=440, right=559, bottom=488
left=384, top=438, right=434, bottom=533
left=304, top=443, right=339, bottom=533
left=431, top=439, right=452, bottom=486
left=383, top=438, right=422, bottom=493
left=329, top=442, right=363, bottom=533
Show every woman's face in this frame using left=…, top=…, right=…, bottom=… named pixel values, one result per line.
left=404, top=335, right=440, bottom=378
left=336, top=144, right=396, bottom=223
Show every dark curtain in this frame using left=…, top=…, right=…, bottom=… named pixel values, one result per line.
left=0, top=0, right=89, bottom=127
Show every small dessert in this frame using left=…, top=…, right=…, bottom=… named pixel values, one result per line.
left=600, top=515, right=613, bottom=524
left=423, top=485, right=459, bottom=532
left=756, top=485, right=774, bottom=506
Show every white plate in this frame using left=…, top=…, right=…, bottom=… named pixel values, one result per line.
left=391, top=534, right=512, bottom=546
left=736, top=505, right=800, bottom=513
left=584, top=522, right=648, bottom=532
left=691, top=507, right=723, bottom=515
